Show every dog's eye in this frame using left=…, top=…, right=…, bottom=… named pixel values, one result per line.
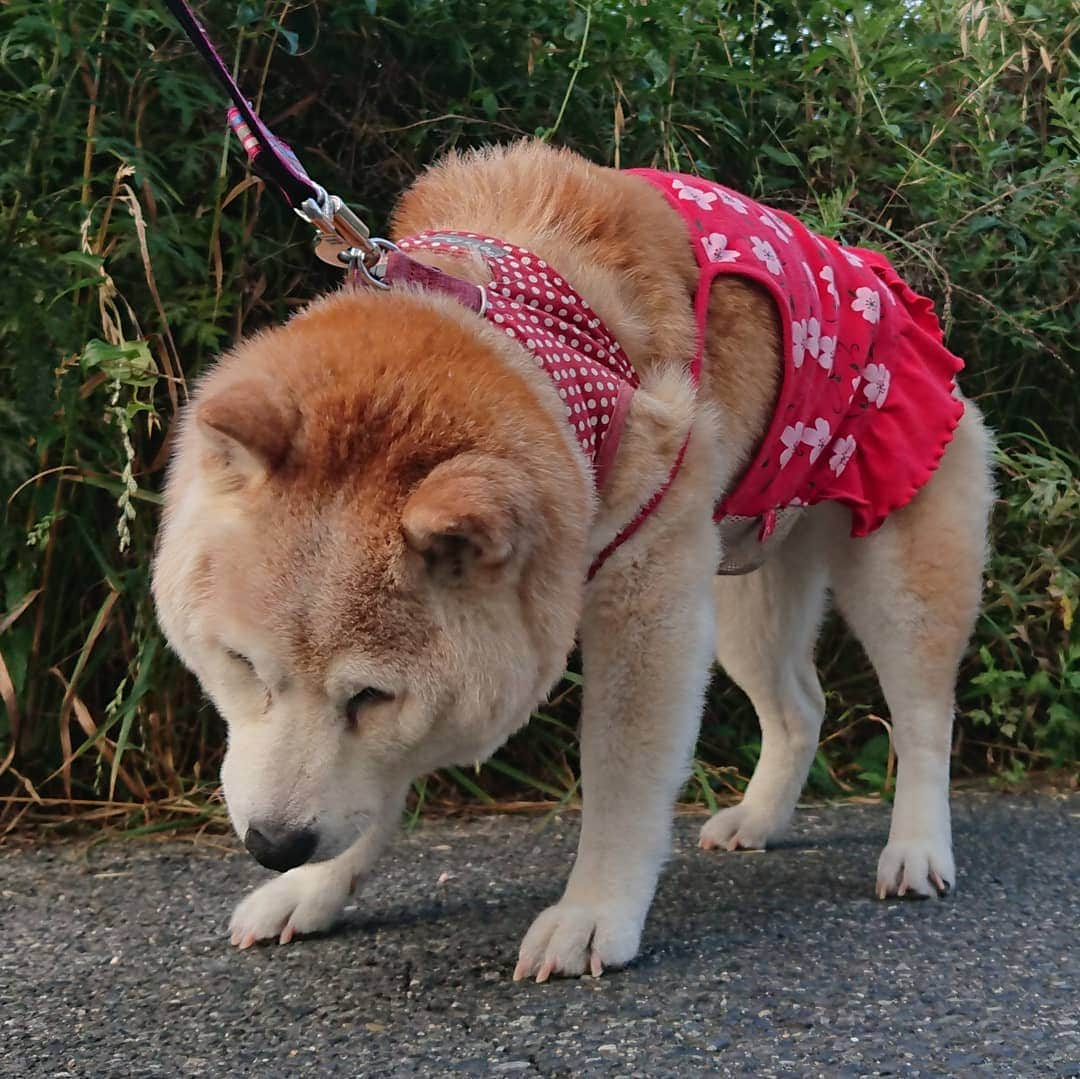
left=345, top=687, right=393, bottom=730
left=225, top=649, right=257, bottom=675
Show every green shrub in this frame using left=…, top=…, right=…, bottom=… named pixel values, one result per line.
left=1, top=0, right=1077, bottom=823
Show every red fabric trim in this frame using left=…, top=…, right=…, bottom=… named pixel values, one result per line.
left=587, top=433, right=692, bottom=581
left=593, top=384, right=635, bottom=490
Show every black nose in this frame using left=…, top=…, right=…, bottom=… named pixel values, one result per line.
left=244, top=821, right=318, bottom=872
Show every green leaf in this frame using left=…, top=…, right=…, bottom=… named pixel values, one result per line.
left=79, top=339, right=157, bottom=388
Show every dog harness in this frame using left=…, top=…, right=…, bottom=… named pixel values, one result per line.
left=390, top=233, right=639, bottom=489
left=386, top=233, right=684, bottom=578
left=630, top=169, right=966, bottom=555
left=391, top=173, right=965, bottom=578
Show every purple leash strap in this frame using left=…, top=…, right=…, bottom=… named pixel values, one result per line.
left=159, top=0, right=504, bottom=296
left=160, top=0, right=320, bottom=208
left=160, top=0, right=377, bottom=268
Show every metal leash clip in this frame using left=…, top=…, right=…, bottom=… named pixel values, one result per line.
left=297, top=192, right=382, bottom=272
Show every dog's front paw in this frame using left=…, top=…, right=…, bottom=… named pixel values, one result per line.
left=698, top=802, right=788, bottom=851
left=876, top=838, right=955, bottom=899
left=229, top=863, right=351, bottom=948
left=512, top=901, right=642, bottom=983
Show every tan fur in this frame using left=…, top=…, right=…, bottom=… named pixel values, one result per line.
left=153, top=140, right=993, bottom=978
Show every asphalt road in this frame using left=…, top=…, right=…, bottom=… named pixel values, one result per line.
left=2, top=794, right=1078, bottom=1077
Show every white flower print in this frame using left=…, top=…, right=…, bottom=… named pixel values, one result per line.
left=750, top=235, right=782, bottom=275
left=819, top=264, right=839, bottom=305
left=716, top=187, right=749, bottom=214
left=791, top=316, right=821, bottom=368
left=829, top=434, right=856, bottom=476
left=671, top=178, right=717, bottom=210
left=863, top=363, right=891, bottom=408
left=817, top=334, right=837, bottom=371
left=759, top=208, right=794, bottom=243
left=701, top=233, right=740, bottom=263
left=841, top=248, right=865, bottom=268
left=779, top=422, right=805, bottom=467
left=851, top=286, right=881, bottom=324
left=800, top=417, right=832, bottom=463
left=848, top=374, right=860, bottom=404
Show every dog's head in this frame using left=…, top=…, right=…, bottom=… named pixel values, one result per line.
left=153, top=288, right=590, bottom=869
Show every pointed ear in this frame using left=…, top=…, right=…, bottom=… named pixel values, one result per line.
left=196, top=378, right=298, bottom=483
left=402, top=454, right=534, bottom=582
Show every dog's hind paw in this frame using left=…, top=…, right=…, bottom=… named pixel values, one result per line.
left=512, top=900, right=641, bottom=984
left=876, top=838, right=955, bottom=900
left=229, top=863, right=351, bottom=948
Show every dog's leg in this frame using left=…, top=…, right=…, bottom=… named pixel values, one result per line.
left=699, top=518, right=830, bottom=852
left=829, top=407, right=993, bottom=898
left=228, top=799, right=402, bottom=947
left=513, top=508, right=718, bottom=982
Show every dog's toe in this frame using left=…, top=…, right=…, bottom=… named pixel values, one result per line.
left=514, top=900, right=639, bottom=983
left=228, top=864, right=351, bottom=947
left=876, top=838, right=954, bottom=900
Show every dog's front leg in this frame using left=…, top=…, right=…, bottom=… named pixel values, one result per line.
left=229, top=798, right=403, bottom=948
left=514, top=518, right=717, bottom=982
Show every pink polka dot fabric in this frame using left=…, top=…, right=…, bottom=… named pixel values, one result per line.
left=396, top=231, right=638, bottom=488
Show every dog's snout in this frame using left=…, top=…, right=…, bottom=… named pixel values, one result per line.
left=244, top=821, right=318, bottom=872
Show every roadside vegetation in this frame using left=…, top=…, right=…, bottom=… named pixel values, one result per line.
left=1, top=0, right=1077, bottom=834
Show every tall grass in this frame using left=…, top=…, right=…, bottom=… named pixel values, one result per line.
left=1, top=0, right=1077, bottom=830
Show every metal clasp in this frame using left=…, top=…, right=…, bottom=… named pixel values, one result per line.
left=297, top=193, right=381, bottom=270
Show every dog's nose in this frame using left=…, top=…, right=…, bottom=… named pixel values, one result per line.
left=244, top=821, right=318, bottom=872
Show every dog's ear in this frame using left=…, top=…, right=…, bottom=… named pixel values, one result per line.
left=402, top=454, right=534, bottom=582
left=196, top=378, right=297, bottom=484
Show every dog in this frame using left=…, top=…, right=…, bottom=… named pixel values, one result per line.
left=152, top=141, right=993, bottom=981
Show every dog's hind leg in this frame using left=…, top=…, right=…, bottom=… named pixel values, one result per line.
left=700, top=514, right=831, bottom=852
left=828, top=405, right=993, bottom=898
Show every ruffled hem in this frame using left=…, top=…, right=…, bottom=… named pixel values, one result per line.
left=846, top=251, right=966, bottom=536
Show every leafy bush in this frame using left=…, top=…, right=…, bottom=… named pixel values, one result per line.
left=1, top=0, right=1077, bottom=825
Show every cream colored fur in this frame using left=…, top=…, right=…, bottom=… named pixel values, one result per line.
left=152, top=142, right=994, bottom=982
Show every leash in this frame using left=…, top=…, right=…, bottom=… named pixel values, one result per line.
left=160, top=0, right=390, bottom=278
left=160, top=3, right=691, bottom=578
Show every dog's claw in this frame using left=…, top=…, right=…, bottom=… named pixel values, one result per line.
left=279, top=924, right=295, bottom=945
left=589, top=951, right=604, bottom=978
left=512, top=958, right=530, bottom=982
left=238, top=932, right=256, bottom=950
left=535, top=958, right=556, bottom=984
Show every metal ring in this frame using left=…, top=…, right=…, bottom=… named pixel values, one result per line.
left=342, top=247, right=393, bottom=290
left=340, top=238, right=400, bottom=290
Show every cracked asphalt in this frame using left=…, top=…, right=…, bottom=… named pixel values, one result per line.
left=2, top=794, right=1078, bottom=1077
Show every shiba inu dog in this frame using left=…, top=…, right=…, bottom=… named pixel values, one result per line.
left=152, top=141, right=993, bottom=981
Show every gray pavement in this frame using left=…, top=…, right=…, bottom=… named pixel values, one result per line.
left=1, top=794, right=1078, bottom=1077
